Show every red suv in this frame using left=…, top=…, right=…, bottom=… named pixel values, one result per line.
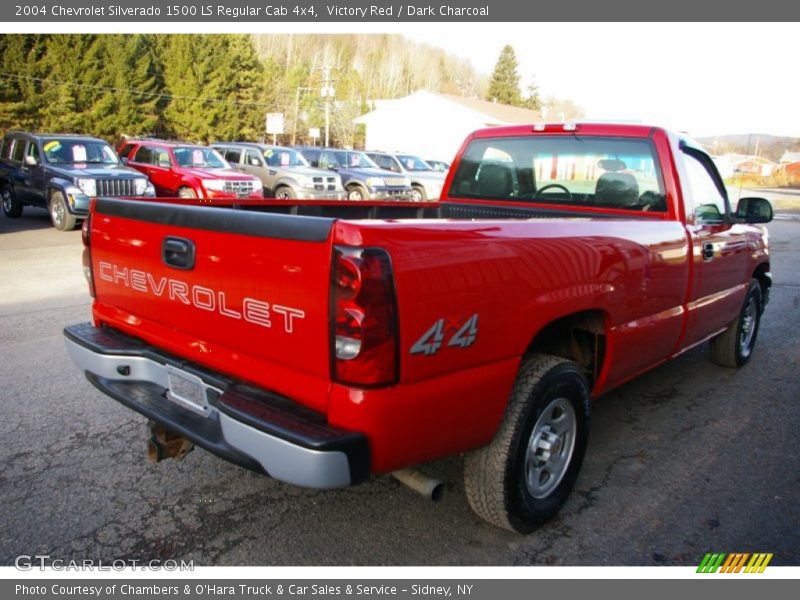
left=118, top=139, right=263, bottom=201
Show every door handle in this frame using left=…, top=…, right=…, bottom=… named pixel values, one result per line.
left=702, top=242, right=715, bottom=261
left=162, top=237, right=196, bottom=270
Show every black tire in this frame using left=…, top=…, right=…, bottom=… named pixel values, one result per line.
left=49, top=191, right=76, bottom=231
left=1, top=184, right=23, bottom=218
left=346, top=186, right=366, bottom=201
left=411, top=185, right=427, bottom=202
left=178, top=187, right=197, bottom=199
left=709, top=279, right=763, bottom=368
left=464, top=353, right=590, bottom=533
left=275, top=186, right=297, bottom=200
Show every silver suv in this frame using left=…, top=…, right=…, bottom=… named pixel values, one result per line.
left=213, top=142, right=344, bottom=200
left=366, top=151, right=446, bottom=201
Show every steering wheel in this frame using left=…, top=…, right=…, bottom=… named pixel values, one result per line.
left=537, top=184, right=573, bottom=201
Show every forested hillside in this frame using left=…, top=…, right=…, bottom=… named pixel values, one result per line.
left=0, top=34, right=484, bottom=147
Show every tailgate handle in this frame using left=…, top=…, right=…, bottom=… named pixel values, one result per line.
left=162, top=237, right=196, bottom=270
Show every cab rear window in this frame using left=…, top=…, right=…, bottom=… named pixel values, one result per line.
left=450, top=135, right=667, bottom=212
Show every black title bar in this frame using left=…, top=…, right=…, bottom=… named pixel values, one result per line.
left=4, top=0, right=800, bottom=22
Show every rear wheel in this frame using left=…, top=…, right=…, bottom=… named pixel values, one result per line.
left=1, top=185, right=23, bottom=218
left=49, top=191, right=76, bottom=231
left=178, top=187, right=196, bottom=199
left=464, top=354, right=590, bottom=533
left=710, top=279, right=763, bottom=367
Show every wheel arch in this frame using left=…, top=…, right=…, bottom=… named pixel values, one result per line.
left=346, top=181, right=369, bottom=197
left=47, top=180, right=75, bottom=211
left=524, top=309, right=609, bottom=387
left=752, top=262, right=771, bottom=309
left=275, top=178, right=300, bottom=191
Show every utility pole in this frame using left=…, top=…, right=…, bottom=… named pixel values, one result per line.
left=320, top=67, right=335, bottom=148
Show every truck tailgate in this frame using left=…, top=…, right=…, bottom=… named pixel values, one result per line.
left=89, top=199, right=334, bottom=411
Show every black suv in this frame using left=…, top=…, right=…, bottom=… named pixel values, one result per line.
left=0, top=132, right=154, bottom=230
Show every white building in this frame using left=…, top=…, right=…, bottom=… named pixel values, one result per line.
left=354, top=90, right=542, bottom=163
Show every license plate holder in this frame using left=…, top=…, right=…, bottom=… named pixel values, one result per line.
left=165, top=365, right=209, bottom=415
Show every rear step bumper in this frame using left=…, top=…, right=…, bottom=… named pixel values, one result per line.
left=63, top=323, right=369, bottom=488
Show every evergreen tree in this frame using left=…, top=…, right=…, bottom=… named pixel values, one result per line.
left=523, top=76, right=542, bottom=111
left=214, top=35, right=270, bottom=142
left=0, top=36, right=48, bottom=130
left=161, top=35, right=213, bottom=141
left=486, top=45, right=522, bottom=106
left=91, top=35, right=164, bottom=139
left=38, top=35, right=97, bottom=133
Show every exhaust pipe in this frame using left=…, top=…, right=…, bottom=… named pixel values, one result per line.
left=147, top=421, right=194, bottom=463
left=391, top=469, right=445, bottom=502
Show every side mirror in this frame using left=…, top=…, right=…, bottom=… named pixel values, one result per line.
left=121, top=157, right=129, bottom=165
left=24, top=155, right=38, bottom=167
left=736, top=197, right=773, bottom=223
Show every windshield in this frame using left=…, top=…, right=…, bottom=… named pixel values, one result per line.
left=333, top=151, right=378, bottom=169
left=264, top=147, right=309, bottom=167
left=398, top=155, right=433, bottom=171
left=173, top=146, right=228, bottom=169
left=450, top=135, right=666, bottom=211
left=43, top=140, right=119, bottom=165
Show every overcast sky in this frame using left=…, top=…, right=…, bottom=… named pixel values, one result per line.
left=407, top=22, right=800, bottom=139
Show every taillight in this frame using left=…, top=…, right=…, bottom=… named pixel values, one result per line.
left=81, top=214, right=95, bottom=298
left=331, top=246, right=399, bottom=386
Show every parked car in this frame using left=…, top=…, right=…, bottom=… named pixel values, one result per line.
left=296, top=147, right=412, bottom=201
left=118, top=139, right=263, bottom=201
left=0, top=132, right=154, bottom=230
left=366, top=151, right=446, bottom=201
left=212, top=142, right=344, bottom=200
left=425, top=159, right=451, bottom=173
left=65, top=122, right=773, bottom=533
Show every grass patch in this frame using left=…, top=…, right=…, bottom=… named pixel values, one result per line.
left=724, top=173, right=800, bottom=189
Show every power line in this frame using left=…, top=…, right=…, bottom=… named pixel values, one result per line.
left=0, top=72, right=276, bottom=109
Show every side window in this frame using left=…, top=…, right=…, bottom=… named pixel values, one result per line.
left=223, top=148, right=241, bottom=164
left=12, top=139, right=27, bottom=162
left=154, top=148, right=171, bottom=168
left=244, top=149, right=262, bottom=167
left=0, top=138, right=9, bottom=160
left=133, top=145, right=154, bottom=164
left=682, top=151, right=728, bottom=224
left=375, top=155, right=397, bottom=172
left=118, top=143, right=134, bottom=160
left=26, top=142, right=40, bottom=165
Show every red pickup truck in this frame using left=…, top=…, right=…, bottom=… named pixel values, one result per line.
left=65, top=123, right=772, bottom=533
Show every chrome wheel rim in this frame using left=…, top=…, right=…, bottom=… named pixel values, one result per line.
left=411, top=188, right=422, bottom=202
left=524, top=397, right=577, bottom=499
left=739, top=296, right=758, bottom=358
left=277, top=189, right=291, bottom=199
left=51, top=198, right=65, bottom=227
left=347, top=189, right=363, bottom=200
left=2, top=190, right=11, bottom=212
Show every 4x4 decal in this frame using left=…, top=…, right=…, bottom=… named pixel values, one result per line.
left=410, top=314, right=479, bottom=356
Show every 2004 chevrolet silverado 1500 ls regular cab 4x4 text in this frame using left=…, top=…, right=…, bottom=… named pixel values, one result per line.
left=64, top=124, right=773, bottom=533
